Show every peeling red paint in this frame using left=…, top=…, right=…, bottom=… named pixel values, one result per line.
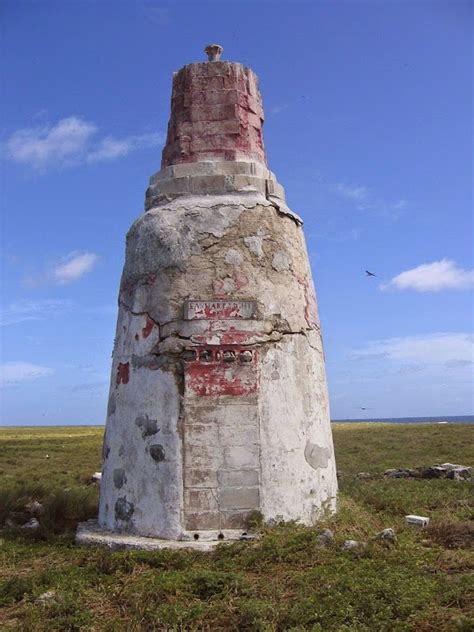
left=193, top=327, right=261, bottom=346
left=185, top=347, right=258, bottom=396
left=116, top=362, right=130, bottom=385
left=202, top=304, right=239, bottom=319
left=142, top=316, right=155, bottom=339
left=234, top=273, right=249, bottom=290
left=219, top=328, right=257, bottom=345
left=185, top=300, right=256, bottom=320
left=161, top=62, right=267, bottom=168
left=212, top=273, right=249, bottom=297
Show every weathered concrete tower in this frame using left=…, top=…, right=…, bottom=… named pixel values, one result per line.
left=93, top=45, right=337, bottom=545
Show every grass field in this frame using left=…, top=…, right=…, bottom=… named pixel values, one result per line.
left=0, top=423, right=472, bottom=631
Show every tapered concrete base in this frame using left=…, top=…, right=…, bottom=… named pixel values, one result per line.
left=76, top=519, right=255, bottom=551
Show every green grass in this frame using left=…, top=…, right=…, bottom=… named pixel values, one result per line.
left=0, top=423, right=472, bottom=631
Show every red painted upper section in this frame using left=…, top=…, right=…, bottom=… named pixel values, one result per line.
left=161, top=62, right=267, bottom=167
left=185, top=347, right=259, bottom=397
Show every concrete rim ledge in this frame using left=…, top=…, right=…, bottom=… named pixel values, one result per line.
left=76, top=520, right=253, bottom=552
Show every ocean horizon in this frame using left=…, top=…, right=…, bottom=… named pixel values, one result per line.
left=1, top=415, right=473, bottom=427
left=331, top=415, right=474, bottom=424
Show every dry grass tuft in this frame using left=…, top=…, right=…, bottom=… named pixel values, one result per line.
left=427, top=520, right=474, bottom=549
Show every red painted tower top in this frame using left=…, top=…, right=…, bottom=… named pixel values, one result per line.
left=161, top=45, right=267, bottom=168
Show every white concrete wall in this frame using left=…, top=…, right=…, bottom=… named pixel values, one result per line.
left=259, top=332, right=337, bottom=524
left=98, top=308, right=184, bottom=539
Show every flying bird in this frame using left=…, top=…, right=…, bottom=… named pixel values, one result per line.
left=365, top=270, right=376, bottom=277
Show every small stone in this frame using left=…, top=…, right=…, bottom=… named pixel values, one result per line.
left=224, top=248, right=244, bottom=265
left=418, top=463, right=471, bottom=480
left=421, top=466, right=447, bottom=479
left=91, top=472, right=102, bottom=483
left=445, top=466, right=471, bottom=480
left=149, top=444, right=166, bottom=463
left=21, top=517, right=39, bottom=529
left=113, top=468, right=127, bottom=489
left=239, top=533, right=257, bottom=541
left=405, top=514, right=430, bottom=527
left=271, top=250, right=291, bottom=272
left=115, top=497, right=134, bottom=521
left=45, top=454, right=50, bottom=459
left=157, top=336, right=186, bottom=354
left=384, top=468, right=410, bottom=478
left=355, top=472, right=372, bottom=480
left=316, top=528, right=334, bottom=547
left=25, top=500, right=44, bottom=516
left=36, top=590, right=56, bottom=604
left=239, top=350, right=253, bottom=363
left=243, top=234, right=264, bottom=258
left=340, top=539, right=363, bottom=551
left=135, top=414, right=159, bottom=438
left=376, top=528, right=396, bottom=543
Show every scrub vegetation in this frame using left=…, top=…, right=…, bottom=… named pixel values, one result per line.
left=0, top=423, right=472, bottom=631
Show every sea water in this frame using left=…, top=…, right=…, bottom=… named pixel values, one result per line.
left=332, top=415, right=473, bottom=424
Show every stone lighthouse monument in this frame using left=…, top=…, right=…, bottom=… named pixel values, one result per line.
left=80, top=45, right=337, bottom=548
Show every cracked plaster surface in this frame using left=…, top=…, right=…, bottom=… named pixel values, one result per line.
left=99, top=196, right=336, bottom=539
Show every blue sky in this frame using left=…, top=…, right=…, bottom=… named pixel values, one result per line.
left=1, top=0, right=472, bottom=424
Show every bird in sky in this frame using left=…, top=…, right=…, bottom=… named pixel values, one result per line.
left=365, top=270, right=376, bottom=277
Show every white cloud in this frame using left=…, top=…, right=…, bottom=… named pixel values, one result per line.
left=141, top=5, right=170, bottom=26
left=87, top=132, right=163, bottom=162
left=0, top=299, right=72, bottom=326
left=87, top=137, right=130, bottom=161
left=330, top=181, right=406, bottom=218
left=2, top=117, right=163, bottom=171
left=352, top=333, right=473, bottom=368
left=70, top=381, right=108, bottom=393
left=53, top=252, right=99, bottom=285
left=270, top=103, right=290, bottom=116
left=0, top=361, right=53, bottom=387
left=332, top=182, right=370, bottom=203
left=381, top=259, right=474, bottom=292
left=3, top=117, right=97, bottom=170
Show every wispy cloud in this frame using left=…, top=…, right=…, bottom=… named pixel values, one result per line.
left=0, top=361, right=53, bottom=387
left=3, top=117, right=96, bottom=170
left=351, top=333, right=473, bottom=368
left=87, top=132, right=163, bottom=162
left=141, top=4, right=171, bottom=26
left=330, top=180, right=407, bottom=218
left=53, top=252, right=99, bottom=285
left=381, top=259, right=474, bottom=292
left=70, top=380, right=108, bottom=393
left=22, top=251, right=99, bottom=287
left=1, top=116, right=163, bottom=171
left=0, top=299, right=72, bottom=326
left=270, top=103, right=290, bottom=116
left=331, top=182, right=370, bottom=204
